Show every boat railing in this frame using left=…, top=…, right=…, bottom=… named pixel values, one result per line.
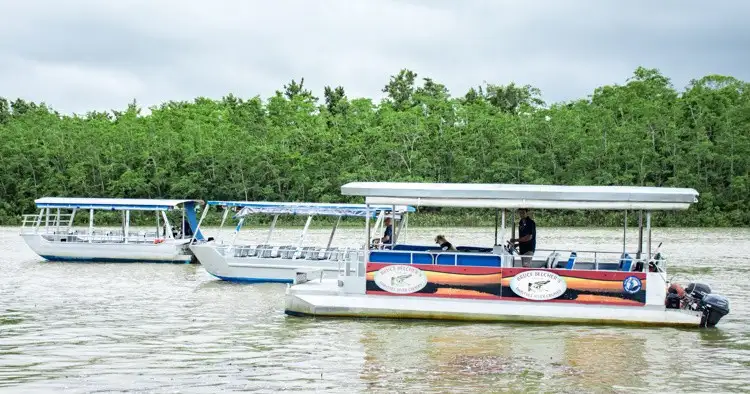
left=214, top=243, right=365, bottom=263
left=365, top=247, right=665, bottom=272
left=21, top=213, right=74, bottom=233
left=33, top=229, right=170, bottom=244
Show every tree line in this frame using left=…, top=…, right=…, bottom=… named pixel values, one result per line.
left=1, top=67, right=748, bottom=227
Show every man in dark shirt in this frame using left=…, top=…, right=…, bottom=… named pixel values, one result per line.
left=511, top=208, right=536, bottom=267
left=381, top=217, right=393, bottom=247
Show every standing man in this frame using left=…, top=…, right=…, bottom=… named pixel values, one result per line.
left=511, top=208, right=536, bottom=267
left=381, top=217, right=393, bottom=247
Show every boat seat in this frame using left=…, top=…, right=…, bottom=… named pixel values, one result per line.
left=392, top=244, right=434, bottom=252
left=278, top=245, right=296, bottom=259
left=337, top=248, right=351, bottom=262
left=555, top=251, right=577, bottom=269
left=257, top=244, right=276, bottom=258
left=619, top=253, right=633, bottom=271
left=545, top=252, right=561, bottom=268
left=301, top=246, right=318, bottom=260
left=321, top=248, right=334, bottom=260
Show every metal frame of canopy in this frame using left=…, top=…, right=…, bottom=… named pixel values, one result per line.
left=192, top=201, right=416, bottom=251
left=27, top=197, right=205, bottom=242
left=340, top=182, right=700, bottom=272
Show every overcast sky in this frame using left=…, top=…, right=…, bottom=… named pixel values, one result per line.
left=1, top=0, right=748, bottom=114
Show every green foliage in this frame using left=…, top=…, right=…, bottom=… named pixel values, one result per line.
left=1, top=67, right=748, bottom=227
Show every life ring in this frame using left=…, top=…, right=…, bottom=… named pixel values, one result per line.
left=154, top=238, right=165, bottom=244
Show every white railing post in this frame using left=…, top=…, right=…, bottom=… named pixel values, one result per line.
left=266, top=214, right=279, bottom=244
left=124, top=210, right=130, bottom=244
left=88, top=209, right=94, bottom=243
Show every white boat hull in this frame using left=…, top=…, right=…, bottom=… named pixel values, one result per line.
left=285, top=279, right=704, bottom=327
left=190, top=243, right=341, bottom=283
left=21, top=234, right=194, bottom=263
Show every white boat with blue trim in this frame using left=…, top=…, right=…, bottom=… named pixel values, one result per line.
left=190, top=201, right=414, bottom=283
left=20, top=197, right=205, bottom=263
left=285, top=182, right=730, bottom=328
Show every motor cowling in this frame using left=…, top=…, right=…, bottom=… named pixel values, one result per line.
left=700, top=294, right=730, bottom=327
left=685, top=282, right=712, bottom=300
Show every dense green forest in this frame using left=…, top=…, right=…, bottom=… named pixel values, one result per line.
left=1, top=67, right=748, bottom=227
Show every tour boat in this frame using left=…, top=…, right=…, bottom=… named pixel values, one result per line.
left=190, top=201, right=414, bottom=283
left=284, top=182, right=730, bottom=328
left=20, top=197, right=205, bottom=263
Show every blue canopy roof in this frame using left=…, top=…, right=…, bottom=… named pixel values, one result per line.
left=207, top=201, right=415, bottom=218
left=35, top=197, right=203, bottom=211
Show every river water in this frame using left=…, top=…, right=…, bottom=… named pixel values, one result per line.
left=1, top=226, right=749, bottom=393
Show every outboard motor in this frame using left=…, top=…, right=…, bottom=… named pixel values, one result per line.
left=684, top=282, right=730, bottom=327
left=700, top=294, right=730, bottom=327
left=685, top=282, right=712, bottom=299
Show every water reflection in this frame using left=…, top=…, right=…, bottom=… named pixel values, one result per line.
left=2, top=227, right=750, bottom=392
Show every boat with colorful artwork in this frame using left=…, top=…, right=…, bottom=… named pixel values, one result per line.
left=20, top=197, right=205, bottom=263
left=284, top=182, right=730, bottom=328
left=189, top=201, right=414, bottom=283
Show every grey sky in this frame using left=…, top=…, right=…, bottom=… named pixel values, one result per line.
left=1, top=0, right=748, bottom=114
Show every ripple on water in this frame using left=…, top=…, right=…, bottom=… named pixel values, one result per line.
left=1, top=227, right=750, bottom=392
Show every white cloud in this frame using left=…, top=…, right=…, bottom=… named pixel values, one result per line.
left=0, top=0, right=748, bottom=114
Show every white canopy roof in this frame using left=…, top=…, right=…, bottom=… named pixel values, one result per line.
left=340, top=182, right=699, bottom=210
left=35, top=197, right=202, bottom=211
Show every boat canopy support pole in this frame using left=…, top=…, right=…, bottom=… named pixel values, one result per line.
left=373, top=211, right=384, bottom=241
left=390, top=204, right=397, bottom=249
left=192, top=205, right=211, bottom=243
left=88, top=209, right=94, bottom=243
left=45, top=208, right=50, bottom=233
left=364, top=204, right=371, bottom=271
left=326, top=216, right=342, bottom=250
left=395, top=212, right=406, bottom=244
left=55, top=208, right=61, bottom=235
left=501, top=209, right=506, bottom=243
left=646, top=211, right=652, bottom=263
left=637, top=210, right=644, bottom=260
left=622, top=210, right=627, bottom=255
left=297, top=215, right=313, bottom=249
left=124, top=210, right=130, bottom=244
left=231, top=217, right=245, bottom=246
left=34, top=208, right=43, bottom=231
left=217, top=207, right=230, bottom=243
left=494, top=209, right=498, bottom=246
left=161, top=211, right=174, bottom=239
left=156, top=211, right=160, bottom=239
left=266, top=214, right=279, bottom=244
left=69, top=208, right=77, bottom=227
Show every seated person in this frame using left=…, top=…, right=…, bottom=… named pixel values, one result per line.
left=434, top=235, right=457, bottom=251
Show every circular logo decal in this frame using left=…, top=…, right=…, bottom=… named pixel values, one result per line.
left=373, top=265, right=428, bottom=294
left=623, top=276, right=642, bottom=294
left=509, top=270, right=567, bottom=300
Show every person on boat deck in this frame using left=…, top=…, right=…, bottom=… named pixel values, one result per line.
left=380, top=217, right=393, bottom=247
left=435, top=235, right=456, bottom=251
left=510, top=208, right=536, bottom=267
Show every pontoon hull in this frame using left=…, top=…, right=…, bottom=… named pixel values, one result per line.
left=284, top=280, right=704, bottom=327
left=21, top=234, right=194, bottom=264
left=190, top=243, right=341, bottom=283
